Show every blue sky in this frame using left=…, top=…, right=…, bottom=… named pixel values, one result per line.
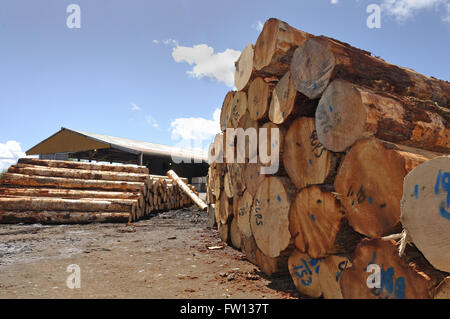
left=0, top=0, right=449, bottom=169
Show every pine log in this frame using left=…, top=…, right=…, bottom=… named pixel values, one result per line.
left=318, top=255, right=352, bottom=299
left=334, top=138, right=436, bottom=238
left=289, top=185, right=362, bottom=258
left=0, top=187, right=143, bottom=203
left=229, top=91, right=248, bottom=128
left=224, top=170, right=234, bottom=199
left=233, top=164, right=246, bottom=196
left=254, top=18, right=310, bottom=76
left=243, top=162, right=266, bottom=197
left=251, top=176, right=296, bottom=258
left=236, top=112, right=259, bottom=163
left=0, top=211, right=131, bottom=224
left=218, top=220, right=230, bottom=243
left=283, top=117, right=341, bottom=189
left=268, top=71, right=318, bottom=124
left=207, top=204, right=216, bottom=228
left=213, top=172, right=222, bottom=199
left=220, top=91, right=235, bottom=131
left=236, top=190, right=253, bottom=238
left=230, top=217, right=242, bottom=249
left=248, top=77, right=274, bottom=120
left=9, top=165, right=150, bottom=183
left=17, top=158, right=148, bottom=174
left=241, top=233, right=258, bottom=265
left=234, top=43, right=255, bottom=91
left=218, top=191, right=231, bottom=224
left=167, top=170, right=207, bottom=211
left=435, top=277, right=450, bottom=299
left=290, top=36, right=450, bottom=106
left=340, top=239, right=432, bottom=299
left=316, top=79, right=450, bottom=153
left=255, top=248, right=290, bottom=276
left=0, top=173, right=146, bottom=193
left=0, top=197, right=136, bottom=213
left=259, top=122, right=285, bottom=167
left=288, top=249, right=323, bottom=298
left=400, top=156, right=450, bottom=273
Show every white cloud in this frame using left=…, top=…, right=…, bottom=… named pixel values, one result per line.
left=381, top=0, right=450, bottom=23
left=131, top=103, right=141, bottom=111
left=331, top=0, right=339, bottom=4
left=163, top=39, right=179, bottom=46
left=170, top=108, right=221, bottom=143
left=172, top=44, right=241, bottom=87
left=152, top=40, right=159, bottom=44
left=252, top=21, right=264, bottom=31
left=0, top=141, right=26, bottom=171
left=145, top=115, right=159, bottom=128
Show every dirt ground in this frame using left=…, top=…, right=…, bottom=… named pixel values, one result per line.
left=0, top=205, right=299, bottom=299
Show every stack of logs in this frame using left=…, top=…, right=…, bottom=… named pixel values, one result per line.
left=0, top=158, right=196, bottom=224
left=206, top=18, right=450, bottom=299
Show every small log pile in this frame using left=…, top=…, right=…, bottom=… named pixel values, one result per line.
left=0, top=158, right=196, bottom=224
left=207, top=18, right=450, bottom=298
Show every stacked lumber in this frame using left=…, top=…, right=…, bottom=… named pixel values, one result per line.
left=0, top=158, right=195, bottom=224
left=207, top=18, right=450, bottom=298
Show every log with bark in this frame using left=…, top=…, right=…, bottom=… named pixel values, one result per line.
left=340, top=239, right=434, bottom=299
left=167, top=170, right=207, bottom=211
left=289, top=185, right=362, bottom=258
left=9, top=164, right=151, bottom=184
left=248, top=77, right=274, bottom=121
left=288, top=249, right=323, bottom=297
left=268, top=71, right=318, bottom=124
left=334, top=138, right=436, bottom=238
left=0, top=172, right=146, bottom=193
left=315, top=79, right=450, bottom=153
left=243, top=162, right=266, bottom=197
left=229, top=91, right=248, bottom=128
left=220, top=91, right=235, bottom=131
left=234, top=44, right=255, bottom=91
left=0, top=211, right=131, bottom=224
left=317, top=255, right=352, bottom=299
left=17, top=158, right=148, bottom=174
left=236, top=190, right=253, bottom=239
left=400, top=156, right=450, bottom=273
left=251, top=176, right=296, bottom=258
left=290, top=36, right=450, bottom=106
left=230, top=217, right=242, bottom=250
left=283, top=117, right=341, bottom=189
left=254, top=18, right=310, bottom=77
left=255, top=248, right=290, bottom=276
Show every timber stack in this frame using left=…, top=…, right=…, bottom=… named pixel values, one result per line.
left=206, top=18, right=450, bottom=299
left=0, top=158, right=196, bottom=224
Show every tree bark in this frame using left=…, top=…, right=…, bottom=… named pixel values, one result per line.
left=316, top=79, right=450, bottom=152
left=290, top=36, right=450, bottom=106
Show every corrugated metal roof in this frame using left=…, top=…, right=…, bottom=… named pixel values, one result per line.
left=27, top=127, right=208, bottom=162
